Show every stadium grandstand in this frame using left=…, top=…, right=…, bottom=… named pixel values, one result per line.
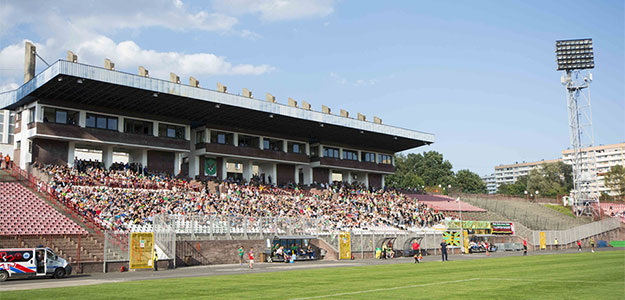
left=0, top=45, right=622, bottom=273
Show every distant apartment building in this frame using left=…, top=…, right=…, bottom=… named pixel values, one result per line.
left=481, top=173, right=497, bottom=194
left=494, top=158, right=562, bottom=187
left=0, top=110, right=15, bottom=157
left=562, top=142, right=625, bottom=196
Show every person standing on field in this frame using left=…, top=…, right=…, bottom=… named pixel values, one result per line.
left=590, top=238, right=595, bottom=253
left=440, top=240, right=448, bottom=262
left=238, top=246, right=245, bottom=265
left=554, top=238, right=559, bottom=250
left=523, top=240, right=528, bottom=256
left=248, top=247, right=255, bottom=269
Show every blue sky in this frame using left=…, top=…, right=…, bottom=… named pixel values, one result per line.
left=0, top=0, right=623, bottom=175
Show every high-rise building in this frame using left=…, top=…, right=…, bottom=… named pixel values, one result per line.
left=562, top=143, right=625, bottom=196
left=494, top=158, right=562, bottom=188
left=481, top=173, right=497, bottom=194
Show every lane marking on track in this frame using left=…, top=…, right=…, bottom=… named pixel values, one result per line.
left=289, top=278, right=481, bottom=300
left=480, top=278, right=623, bottom=284
left=0, top=279, right=122, bottom=292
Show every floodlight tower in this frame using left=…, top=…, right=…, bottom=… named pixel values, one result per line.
left=555, top=38, right=599, bottom=217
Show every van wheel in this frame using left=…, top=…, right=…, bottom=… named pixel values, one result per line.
left=0, top=271, right=8, bottom=282
left=54, top=268, right=66, bottom=279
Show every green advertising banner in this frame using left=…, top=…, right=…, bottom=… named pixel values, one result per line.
left=205, top=158, right=217, bottom=176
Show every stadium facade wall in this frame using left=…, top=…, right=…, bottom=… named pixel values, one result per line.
left=175, top=239, right=266, bottom=266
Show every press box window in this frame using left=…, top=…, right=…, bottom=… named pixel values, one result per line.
left=124, top=118, right=153, bottom=135
left=263, top=138, right=283, bottom=151
left=238, top=135, right=259, bottom=148
left=195, top=131, right=205, bottom=143
left=362, top=152, right=376, bottom=163
left=43, top=107, right=79, bottom=125
left=288, top=142, right=306, bottom=154
left=28, top=108, right=35, bottom=124
left=159, top=124, right=185, bottom=139
left=323, top=147, right=339, bottom=159
left=343, top=150, right=358, bottom=161
left=378, top=154, right=392, bottom=165
left=210, top=131, right=233, bottom=145
left=86, top=113, right=118, bottom=131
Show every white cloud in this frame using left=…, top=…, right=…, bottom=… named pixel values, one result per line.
left=0, top=1, right=275, bottom=86
left=1, top=0, right=239, bottom=37
left=212, top=0, right=336, bottom=21
left=330, top=72, right=377, bottom=87
left=0, top=83, right=18, bottom=93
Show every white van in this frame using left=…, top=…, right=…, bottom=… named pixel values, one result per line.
left=0, top=247, right=72, bottom=281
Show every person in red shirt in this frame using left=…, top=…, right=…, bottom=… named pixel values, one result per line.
left=248, top=247, right=255, bottom=269
left=412, top=241, right=420, bottom=263
left=577, top=240, right=582, bottom=252
left=523, top=240, right=528, bottom=256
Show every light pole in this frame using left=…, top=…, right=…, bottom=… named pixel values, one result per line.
left=438, top=184, right=442, bottom=194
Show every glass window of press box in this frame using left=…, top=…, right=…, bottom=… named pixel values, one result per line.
left=124, top=118, right=153, bottom=135
left=86, top=113, right=118, bottom=131
left=310, top=146, right=319, bottom=159
left=263, top=138, right=283, bottom=151
left=343, top=150, right=358, bottom=161
left=323, top=147, right=339, bottom=159
left=159, top=123, right=185, bottom=139
left=43, top=107, right=79, bottom=125
left=238, top=135, right=259, bottom=148
left=378, top=154, right=392, bottom=165
left=28, top=108, right=35, bottom=124
left=288, top=142, right=306, bottom=154
left=362, top=152, right=376, bottom=163
left=210, top=131, right=233, bottom=145
left=195, top=130, right=205, bottom=144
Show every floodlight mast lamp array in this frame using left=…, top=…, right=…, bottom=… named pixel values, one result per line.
left=555, top=38, right=599, bottom=217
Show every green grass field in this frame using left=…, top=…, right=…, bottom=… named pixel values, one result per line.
left=543, top=204, right=576, bottom=218
left=4, top=251, right=624, bottom=300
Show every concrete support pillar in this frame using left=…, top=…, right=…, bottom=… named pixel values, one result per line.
left=102, top=145, right=114, bottom=169
left=282, top=140, right=288, bottom=152
left=357, top=150, right=362, bottom=162
left=174, top=152, right=181, bottom=176
left=185, top=126, right=191, bottom=141
left=118, top=116, right=124, bottom=133
left=347, top=171, right=353, bottom=183
left=319, top=145, right=324, bottom=157
left=270, top=163, right=277, bottom=185
left=328, top=169, right=333, bottom=183
left=381, top=174, right=385, bottom=189
left=242, top=160, right=253, bottom=182
left=221, top=158, right=227, bottom=180
left=233, top=133, right=239, bottom=147
left=304, top=166, right=313, bottom=185
left=364, top=172, right=369, bottom=188
left=153, top=122, right=159, bottom=137
left=67, top=141, right=76, bottom=167
left=294, top=167, right=300, bottom=185
left=305, top=143, right=310, bottom=155
left=259, top=137, right=264, bottom=150
left=189, top=154, right=199, bottom=178
left=79, top=111, right=86, bottom=127
left=339, top=148, right=343, bottom=160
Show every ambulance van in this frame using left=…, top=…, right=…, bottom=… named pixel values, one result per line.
left=0, top=247, right=72, bottom=281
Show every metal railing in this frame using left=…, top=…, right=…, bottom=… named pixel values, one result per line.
left=530, top=217, right=621, bottom=247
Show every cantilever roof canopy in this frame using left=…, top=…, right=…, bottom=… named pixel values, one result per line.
left=0, top=60, right=434, bottom=153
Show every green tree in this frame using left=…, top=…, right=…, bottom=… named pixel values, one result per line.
left=497, top=175, right=528, bottom=196
left=455, top=169, right=487, bottom=194
left=604, top=165, right=625, bottom=200
left=527, top=162, right=572, bottom=197
left=393, top=151, right=454, bottom=187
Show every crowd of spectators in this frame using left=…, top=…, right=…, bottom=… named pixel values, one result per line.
left=34, top=160, right=446, bottom=232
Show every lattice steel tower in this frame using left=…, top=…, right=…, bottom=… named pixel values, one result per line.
left=555, top=38, right=599, bottom=217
